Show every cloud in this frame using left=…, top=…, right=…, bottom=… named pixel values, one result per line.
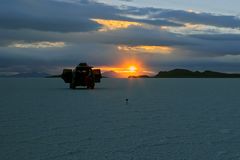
left=91, top=19, right=142, bottom=31
left=160, top=23, right=240, bottom=35
left=8, top=41, right=66, bottom=48
left=0, top=0, right=109, bottom=32
left=123, top=8, right=240, bottom=28
left=86, top=27, right=194, bottom=46
left=190, top=34, right=240, bottom=41
left=1, top=0, right=240, bottom=74
left=117, top=45, right=173, bottom=54
left=119, top=0, right=134, bottom=2
left=163, top=11, right=240, bottom=28
left=0, top=0, right=187, bottom=33
left=0, top=43, right=124, bottom=73
left=2, top=0, right=240, bottom=33
left=0, top=15, right=100, bottom=33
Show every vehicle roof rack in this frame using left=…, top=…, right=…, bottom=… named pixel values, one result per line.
left=77, top=63, right=93, bottom=68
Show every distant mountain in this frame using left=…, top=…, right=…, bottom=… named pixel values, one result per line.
left=0, top=72, right=50, bottom=78
left=102, top=71, right=122, bottom=78
left=155, top=69, right=240, bottom=78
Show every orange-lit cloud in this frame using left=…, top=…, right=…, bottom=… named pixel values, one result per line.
left=91, top=19, right=142, bottom=31
left=118, top=45, right=173, bottom=54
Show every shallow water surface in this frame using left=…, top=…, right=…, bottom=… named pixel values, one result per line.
left=0, top=78, right=240, bottom=160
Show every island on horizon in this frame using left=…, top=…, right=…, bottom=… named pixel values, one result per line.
left=128, top=69, right=240, bottom=78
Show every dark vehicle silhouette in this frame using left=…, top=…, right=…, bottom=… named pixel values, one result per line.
left=61, top=63, right=102, bottom=89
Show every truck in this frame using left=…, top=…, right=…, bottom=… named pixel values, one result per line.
left=61, top=63, right=102, bottom=89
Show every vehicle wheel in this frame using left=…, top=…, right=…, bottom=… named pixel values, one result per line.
left=70, top=83, right=76, bottom=89
left=87, top=82, right=95, bottom=89
left=90, top=82, right=95, bottom=89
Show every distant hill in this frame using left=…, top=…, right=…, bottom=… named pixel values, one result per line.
left=155, top=69, right=240, bottom=78
left=0, top=72, right=50, bottom=78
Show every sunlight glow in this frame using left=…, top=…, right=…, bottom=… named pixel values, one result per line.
left=97, top=59, right=155, bottom=78
left=186, top=9, right=201, bottom=14
left=128, top=66, right=137, bottom=72
left=118, top=45, right=173, bottom=54
left=98, top=66, right=138, bottom=74
left=91, top=18, right=142, bottom=31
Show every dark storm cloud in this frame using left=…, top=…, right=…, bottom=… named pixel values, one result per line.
left=0, top=14, right=100, bottom=32
left=0, top=0, right=118, bottom=32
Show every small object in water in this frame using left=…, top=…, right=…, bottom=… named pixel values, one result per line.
left=125, top=98, right=128, bottom=104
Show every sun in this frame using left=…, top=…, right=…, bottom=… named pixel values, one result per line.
left=128, top=66, right=137, bottom=72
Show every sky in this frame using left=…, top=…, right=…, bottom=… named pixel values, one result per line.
left=1, top=0, right=240, bottom=76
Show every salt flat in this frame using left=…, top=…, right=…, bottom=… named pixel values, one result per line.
left=0, top=78, right=240, bottom=160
